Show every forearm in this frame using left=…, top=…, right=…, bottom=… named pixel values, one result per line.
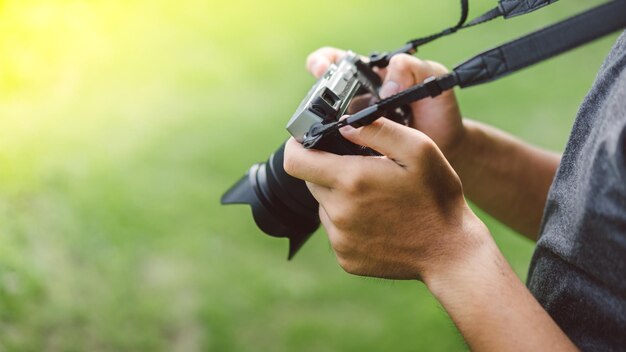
left=450, top=119, right=561, bottom=240
left=423, top=218, right=577, bottom=351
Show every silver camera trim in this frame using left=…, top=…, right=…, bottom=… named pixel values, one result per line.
left=286, top=52, right=374, bottom=142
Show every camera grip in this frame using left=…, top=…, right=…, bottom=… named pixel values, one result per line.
left=304, top=104, right=411, bottom=156
left=307, top=127, right=380, bottom=157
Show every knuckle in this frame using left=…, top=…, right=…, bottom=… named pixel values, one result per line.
left=389, top=53, right=417, bottom=69
left=330, top=210, right=354, bottom=230
left=337, top=256, right=362, bottom=275
left=421, top=136, right=439, bottom=154
left=425, top=60, right=449, bottom=75
left=378, top=118, right=394, bottom=137
left=331, top=234, right=353, bottom=255
left=282, top=153, right=297, bottom=177
left=340, top=171, right=369, bottom=195
left=307, top=46, right=334, bottom=60
left=361, top=119, right=387, bottom=143
left=328, top=201, right=361, bottom=230
left=406, top=133, right=435, bottom=158
left=306, top=47, right=330, bottom=70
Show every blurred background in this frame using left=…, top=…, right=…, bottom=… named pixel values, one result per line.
left=0, top=0, right=618, bottom=350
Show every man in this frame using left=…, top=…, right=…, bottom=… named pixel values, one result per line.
left=283, top=31, right=626, bottom=350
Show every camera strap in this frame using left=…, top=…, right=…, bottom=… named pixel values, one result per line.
left=370, top=0, right=559, bottom=68
left=303, top=0, right=626, bottom=148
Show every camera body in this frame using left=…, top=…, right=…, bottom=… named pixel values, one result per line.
left=221, top=51, right=410, bottom=259
left=287, top=51, right=380, bottom=142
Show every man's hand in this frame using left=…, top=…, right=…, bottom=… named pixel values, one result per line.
left=306, top=47, right=465, bottom=160
left=283, top=119, right=576, bottom=351
left=292, top=47, right=576, bottom=350
left=306, top=46, right=561, bottom=239
left=284, top=117, right=489, bottom=281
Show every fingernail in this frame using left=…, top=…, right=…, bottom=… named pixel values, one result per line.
left=379, top=80, right=400, bottom=99
left=340, top=124, right=355, bottom=132
left=339, top=115, right=356, bottom=134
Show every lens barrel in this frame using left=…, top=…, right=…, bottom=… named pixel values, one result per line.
left=221, top=142, right=320, bottom=259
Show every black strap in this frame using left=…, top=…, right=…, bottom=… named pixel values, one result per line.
left=455, top=0, right=626, bottom=87
left=407, top=0, right=470, bottom=48
left=499, top=0, right=559, bottom=19
left=370, top=0, right=471, bottom=67
left=370, top=0, right=561, bottom=68
left=303, top=0, right=626, bottom=148
left=370, top=0, right=470, bottom=67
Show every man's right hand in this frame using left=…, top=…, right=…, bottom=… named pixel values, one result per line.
left=305, top=47, right=467, bottom=162
left=295, top=48, right=577, bottom=352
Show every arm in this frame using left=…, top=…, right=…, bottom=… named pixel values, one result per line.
left=306, top=47, right=561, bottom=240
left=426, top=230, right=575, bottom=351
left=284, top=120, right=578, bottom=351
left=289, top=48, right=577, bottom=350
left=449, top=120, right=561, bottom=240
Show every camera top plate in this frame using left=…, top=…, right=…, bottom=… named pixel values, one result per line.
left=286, top=52, right=376, bottom=142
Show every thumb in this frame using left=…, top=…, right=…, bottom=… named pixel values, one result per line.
left=340, top=117, right=433, bottom=166
left=306, top=47, right=346, bottom=78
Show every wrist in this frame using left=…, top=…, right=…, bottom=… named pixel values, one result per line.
left=446, top=118, right=479, bottom=166
left=445, top=119, right=487, bottom=188
left=421, top=210, right=501, bottom=300
left=442, top=119, right=469, bottom=165
left=421, top=212, right=577, bottom=351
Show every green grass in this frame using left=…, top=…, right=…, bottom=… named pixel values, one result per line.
left=0, top=0, right=618, bottom=350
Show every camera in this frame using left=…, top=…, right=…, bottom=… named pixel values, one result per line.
left=221, top=51, right=410, bottom=259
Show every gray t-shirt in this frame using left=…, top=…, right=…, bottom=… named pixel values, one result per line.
left=527, top=31, right=626, bottom=350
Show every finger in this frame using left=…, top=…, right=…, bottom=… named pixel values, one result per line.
left=347, top=94, right=377, bottom=115
left=379, top=54, right=448, bottom=99
left=306, top=47, right=346, bottom=78
left=373, top=66, right=387, bottom=81
left=339, top=117, right=434, bottom=167
left=283, top=138, right=349, bottom=187
left=319, top=205, right=331, bottom=226
left=318, top=206, right=341, bottom=250
left=306, top=181, right=333, bottom=204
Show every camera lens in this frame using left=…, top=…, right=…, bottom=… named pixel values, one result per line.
left=221, top=142, right=320, bottom=259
